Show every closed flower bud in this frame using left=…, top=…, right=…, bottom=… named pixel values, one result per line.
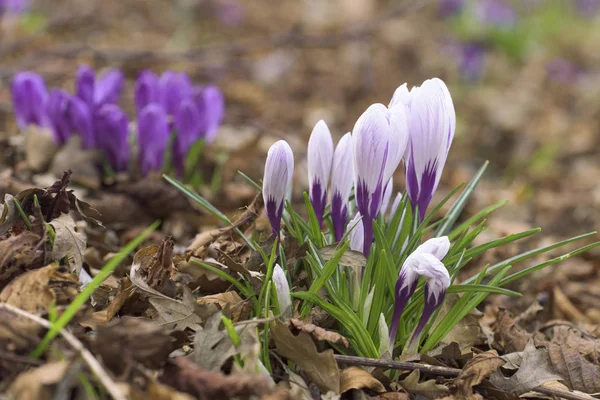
left=67, top=96, right=95, bottom=148
left=94, top=69, right=124, bottom=106
left=94, top=104, right=129, bottom=172
left=46, top=89, right=71, bottom=144
left=174, top=99, right=202, bottom=172
left=347, top=213, right=364, bottom=253
left=380, top=178, right=393, bottom=218
left=307, top=120, right=334, bottom=225
left=195, top=85, right=225, bottom=143
left=330, top=132, right=354, bottom=241
left=11, top=71, right=49, bottom=131
left=134, top=71, right=161, bottom=114
left=75, top=65, right=95, bottom=109
left=272, top=264, right=291, bottom=318
left=160, top=71, right=193, bottom=116
left=262, top=140, right=294, bottom=237
left=138, top=104, right=170, bottom=176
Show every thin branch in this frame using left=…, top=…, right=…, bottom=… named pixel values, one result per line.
left=535, top=387, right=596, bottom=400
left=0, top=303, right=126, bottom=400
left=333, top=354, right=462, bottom=377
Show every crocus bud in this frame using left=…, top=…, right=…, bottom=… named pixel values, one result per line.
left=347, top=213, right=364, bottom=253
left=75, top=65, right=95, bottom=109
left=389, top=236, right=450, bottom=348
left=307, top=120, right=334, bottom=225
left=94, top=104, right=129, bottom=172
left=380, top=179, right=393, bottom=218
left=138, top=104, right=170, bottom=176
left=262, top=140, right=294, bottom=238
left=353, top=103, right=408, bottom=256
left=174, top=99, right=202, bottom=172
left=272, top=264, right=291, bottom=318
left=195, top=85, right=225, bottom=143
left=46, top=89, right=71, bottom=144
left=11, top=72, right=49, bottom=130
left=94, top=69, right=124, bottom=106
left=389, top=192, right=403, bottom=220
left=403, top=78, right=455, bottom=221
left=134, top=71, right=161, bottom=114
left=67, top=96, right=95, bottom=148
left=160, top=71, right=193, bottom=116
left=330, top=132, right=354, bottom=241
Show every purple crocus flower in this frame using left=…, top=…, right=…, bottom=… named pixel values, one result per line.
left=137, top=104, right=170, bottom=176
left=330, top=132, right=354, bottom=241
left=262, top=140, right=294, bottom=238
left=389, top=237, right=450, bottom=348
left=195, top=85, right=225, bottom=143
left=352, top=103, right=408, bottom=256
left=380, top=179, right=393, bottom=218
left=134, top=71, right=161, bottom=114
left=392, top=78, right=455, bottom=222
left=46, top=89, right=71, bottom=144
left=67, top=96, right=95, bottom=148
left=160, top=71, right=193, bottom=116
left=10, top=72, right=49, bottom=131
left=75, top=66, right=95, bottom=109
left=272, top=264, right=291, bottom=318
left=173, top=98, right=203, bottom=172
left=76, top=65, right=124, bottom=109
left=307, top=120, right=334, bottom=225
left=458, top=42, right=486, bottom=82
left=475, top=0, right=516, bottom=27
left=94, top=104, right=129, bottom=172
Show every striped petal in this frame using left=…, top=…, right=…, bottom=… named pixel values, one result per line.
left=263, top=140, right=294, bottom=237
left=307, top=120, right=334, bottom=224
left=330, top=132, right=354, bottom=241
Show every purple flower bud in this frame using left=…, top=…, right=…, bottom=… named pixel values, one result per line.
left=94, top=69, right=124, bottom=106
left=307, top=120, right=334, bottom=225
left=389, top=237, right=450, bottom=348
left=11, top=72, right=49, bottom=131
left=389, top=192, right=403, bottom=220
left=353, top=103, right=408, bottom=256
left=160, top=71, right=193, bottom=116
left=174, top=99, right=202, bottom=172
left=273, top=264, right=291, bottom=318
left=94, top=104, right=129, bottom=172
left=403, top=78, right=455, bottom=221
left=262, top=140, right=294, bottom=237
left=76, top=66, right=95, bottom=109
left=331, top=132, right=354, bottom=241
left=67, top=96, right=95, bottom=148
left=137, top=104, right=170, bottom=176
left=134, top=71, right=161, bottom=114
left=380, top=179, right=393, bottom=218
left=46, top=89, right=71, bottom=144
left=347, top=213, right=364, bottom=253
left=195, top=85, right=225, bottom=143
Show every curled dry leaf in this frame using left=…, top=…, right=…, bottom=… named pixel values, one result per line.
left=547, top=342, right=600, bottom=393
left=289, top=318, right=350, bottom=348
left=8, top=361, right=68, bottom=400
left=490, top=341, right=562, bottom=395
left=0, top=263, right=78, bottom=314
left=148, top=286, right=204, bottom=331
left=340, top=367, right=385, bottom=394
left=0, top=194, right=18, bottom=236
left=134, top=238, right=177, bottom=294
left=161, top=356, right=274, bottom=399
left=397, top=370, right=449, bottom=398
left=452, top=350, right=505, bottom=397
left=197, top=291, right=251, bottom=322
left=271, top=319, right=340, bottom=394
left=0, top=231, right=44, bottom=290
left=192, top=311, right=236, bottom=371
left=50, top=213, right=86, bottom=276
left=494, top=309, right=531, bottom=353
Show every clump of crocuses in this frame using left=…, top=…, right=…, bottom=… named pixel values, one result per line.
left=10, top=68, right=225, bottom=177
left=261, top=77, right=455, bottom=352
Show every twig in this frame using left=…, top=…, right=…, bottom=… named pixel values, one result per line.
left=535, top=386, right=596, bottom=400
left=0, top=303, right=126, bottom=400
left=333, top=354, right=462, bottom=377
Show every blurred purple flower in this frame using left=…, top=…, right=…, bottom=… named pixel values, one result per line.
left=546, top=57, right=580, bottom=84
left=94, top=104, right=129, bottom=171
left=263, top=140, right=294, bottom=238
left=160, top=71, right=193, bottom=116
left=67, top=96, right=95, bottom=148
left=174, top=98, right=203, bottom=172
left=307, top=120, right=334, bottom=225
left=195, top=85, right=225, bottom=143
left=458, top=42, right=486, bottom=82
left=330, top=132, right=354, bottom=241
left=75, top=65, right=124, bottom=110
left=11, top=72, right=49, bottom=131
left=576, top=0, right=600, bottom=16
left=134, top=71, right=161, bottom=114
left=0, top=0, right=29, bottom=16
left=46, top=89, right=71, bottom=144
left=138, top=104, right=170, bottom=176
left=475, top=0, right=516, bottom=27
left=439, top=0, right=465, bottom=17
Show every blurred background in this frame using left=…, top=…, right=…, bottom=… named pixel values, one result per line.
left=1, top=0, right=599, bottom=247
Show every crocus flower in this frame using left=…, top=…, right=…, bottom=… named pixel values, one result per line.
left=396, top=78, right=455, bottom=221
left=353, top=103, right=408, bottom=256
left=76, top=65, right=124, bottom=110
left=68, top=96, right=95, bottom=148
left=380, top=179, right=393, bottom=218
left=307, top=120, right=334, bottom=225
left=0, top=0, right=28, bottom=16
left=134, top=71, right=161, bottom=114
left=11, top=72, right=49, bottom=131
left=75, top=66, right=95, bottom=109
left=174, top=98, right=203, bottom=172
left=475, top=0, right=516, bottom=28
left=94, top=104, right=129, bottom=172
left=46, top=89, right=71, bottom=144
left=272, top=264, right=291, bottom=318
left=330, top=132, right=354, bottom=241
left=263, top=140, right=294, bottom=237
left=160, top=71, right=193, bottom=116
left=195, top=85, right=225, bottom=143
left=347, top=213, right=364, bottom=253
left=389, top=237, right=451, bottom=348
left=138, top=104, right=170, bottom=176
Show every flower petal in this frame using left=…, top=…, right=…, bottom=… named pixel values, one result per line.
left=307, top=120, right=334, bottom=223
left=138, top=104, right=170, bottom=176
left=263, top=140, right=294, bottom=236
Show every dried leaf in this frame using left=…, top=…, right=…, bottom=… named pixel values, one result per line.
left=271, top=319, right=340, bottom=394
left=490, top=341, right=563, bottom=395
left=8, top=361, right=68, bottom=399
left=289, top=318, right=350, bottom=347
left=149, top=286, right=203, bottom=331
left=435, top=294, right=483, bottom=348
left=340, top=367, right=385, bottom=393
left=0, top=194, right=18, bottom=235
left=453, top=350, right=505, bottom=397
left=197, top=291, right=250, bottom=322
left=397, top=370, right=449, bottom=398
left=0, top=263, right=78, bottom=313
left=494, top=309, right=531, bottom=353
left=547, top=342, right=600, bottom=393
left=0, top=308, right=42, bottom=351
left=134, top=238, right=176, bottom=293
left=0, top=231, right=43, bottom=289
left=50, top=213, right=86, bottom=275
left=319, top=244, right=367, bottom=270
left=192, top=311, right=236, bottom=371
